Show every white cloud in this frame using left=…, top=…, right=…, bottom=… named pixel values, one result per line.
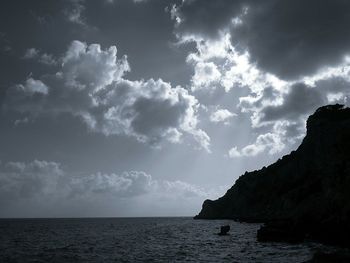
left=210, top=108, right=235, bottom=124
left=184, top=33, right=287, bottom=93
left=19, top=78, right=49, bottom=95
left=0, top=160, right=64, bottom=201
left=327, top=92, right=344, bottom=103
left=192, top=62, right=221, bottom=91
left=228, top=146, right=242, bottom=158
left=229, top=131, right=284, bottom=158
left=0, top=160, right=224, bottom=217
left=187, top=35, right=350, bottom=156
left=61, top=40, right=129, bottom=90
left=5, top=41, right=210, bottom=151
left=0, top=160, right=219, bottom=200
left=179, top=34, right=295, bottom=156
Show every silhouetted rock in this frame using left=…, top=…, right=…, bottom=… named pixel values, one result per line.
left=257, top=220, right=304, bottom=243
left=195, top=104, right=350, bottom=247
left=218, top=225, right=230, bottom=235
left=304, top=250, right=350, bottom=263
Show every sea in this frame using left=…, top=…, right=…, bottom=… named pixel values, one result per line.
left=0, top=217, right=338, bottom=262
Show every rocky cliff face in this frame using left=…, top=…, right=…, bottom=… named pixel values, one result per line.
left=195, top=104, right=350, bottom=246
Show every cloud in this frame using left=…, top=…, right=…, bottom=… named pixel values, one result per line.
left=0, top=160, right=209, bottom=200
left=106, top=0, right=147, bottom=4
left=184, top=34, right=286, bottom=94
left=171, top=1, right=244, bottom=40
left=17, top=78, right=49, bottom=95
left=4, top=40, right=210, bottom=151
left=229, top=131, right=284, bottom=158
left=0, top=160, right=224, bottom=217
left=23, top=48, right=57, bottom=65
left=23, top=48, right=39, bottom=59
left=64, top=0, right=86, bottom=26
left=242, top=79, right=350, bottom=129
left=173, top=1, right=350, bottom=156
left=260, top=83, right=327, bottom=123
left=173, top=0, right=350, bottom=80
left=0, top=31, right=12, bottom=53
left=0, top=160, right=64, bottom=201
left=191, top=62, right=221, bottom=91
left=68, top=171, right=155, bottom=198
left=233, top=77, right=350, bottom=157
left=210, top=108, right=235, bottom=124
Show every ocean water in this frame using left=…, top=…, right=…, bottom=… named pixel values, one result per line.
left=0, top=217, right=332, bottom=262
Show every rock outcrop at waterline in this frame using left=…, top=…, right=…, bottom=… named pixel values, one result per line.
left=195, top=104, right=350, bottom=246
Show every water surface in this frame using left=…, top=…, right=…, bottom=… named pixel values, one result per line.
left=0, top=217, right=331, bottom=262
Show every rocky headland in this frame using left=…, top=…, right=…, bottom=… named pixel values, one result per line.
left=195, top=104, right=350, bottom=247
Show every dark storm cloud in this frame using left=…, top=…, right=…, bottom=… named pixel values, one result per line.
left=261, top=79, right=350, bottom=123
left=173, top=0, right=350, bottom=79
left=314, top=77, right=350, bottom=94
left=172, top=1, right=245, bottom=39
left=261, top=83, right=327, bottom=122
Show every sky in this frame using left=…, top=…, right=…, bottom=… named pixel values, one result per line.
left=1, top=0, right=350, bottom=217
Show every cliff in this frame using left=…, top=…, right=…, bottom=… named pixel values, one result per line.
left=195, top=104, right=350, bottom=246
